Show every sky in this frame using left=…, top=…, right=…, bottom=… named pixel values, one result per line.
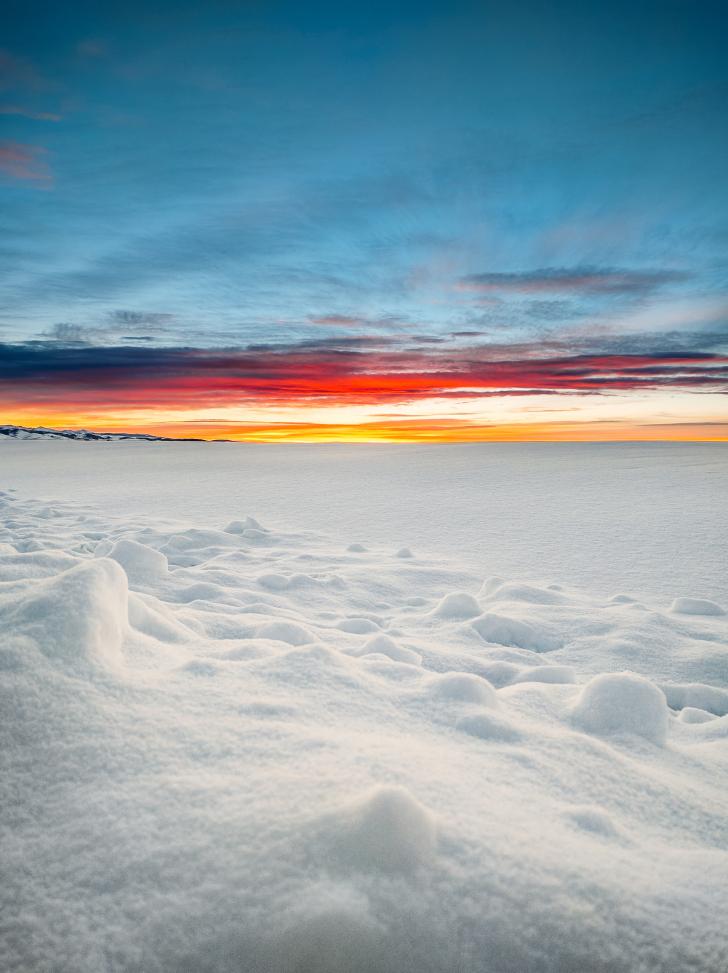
left=1, top=0, right=727, bottom=441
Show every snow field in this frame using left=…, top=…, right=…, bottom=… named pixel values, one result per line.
left=2, top=440, right=726, bottom=604
left=1, top=488, right=727, bottom=972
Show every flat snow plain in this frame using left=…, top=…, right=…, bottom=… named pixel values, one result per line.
left=1, top=442, right=727, bottom=972
left=2, top=441, right=728, bottom=602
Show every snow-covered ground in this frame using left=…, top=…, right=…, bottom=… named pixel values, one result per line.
left=1, top=444, right=727, bottom=972
left=2, top=441, right=727, bottom=602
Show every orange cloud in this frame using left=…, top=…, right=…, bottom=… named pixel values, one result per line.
left=1, top=342, right=726, bottom=441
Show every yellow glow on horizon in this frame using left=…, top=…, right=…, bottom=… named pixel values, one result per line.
left=3, top=390, right=727, bottom=443
left=4, top=413, right=727, bottom=443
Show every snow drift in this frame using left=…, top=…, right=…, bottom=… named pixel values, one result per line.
left=1, top=487, right=727, bottom=972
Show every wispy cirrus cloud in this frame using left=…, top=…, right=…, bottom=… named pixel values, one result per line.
left=308, top=314, right=363, bottom=327
left=457, top=267, right=691, bottom=296
left=107, top=310, right=175, bottom=328
left=40, top=311, right=175, bottom=346
left=0, top=105, right=61, bottom=121
left=307, top=313, right=409, bottom=331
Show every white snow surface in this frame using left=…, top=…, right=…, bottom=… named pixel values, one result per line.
left=1, top=440, right=727, bottom=602
left=1, top=446, right=727, bottom=972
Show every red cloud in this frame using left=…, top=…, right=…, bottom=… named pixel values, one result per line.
left=0, top=343, right=726, bottom=415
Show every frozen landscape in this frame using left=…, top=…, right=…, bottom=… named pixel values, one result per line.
left=2, top=440, right=727, bottom=602
left=1, top=442, right=727, bottom=972
left=4, top=0, right=727, bottom=966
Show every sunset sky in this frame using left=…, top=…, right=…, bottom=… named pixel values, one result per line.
left=1, top=0, right=727, bottom=441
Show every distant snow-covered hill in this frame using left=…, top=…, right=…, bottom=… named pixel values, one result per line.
left=0, top=424, right=204, bottom=442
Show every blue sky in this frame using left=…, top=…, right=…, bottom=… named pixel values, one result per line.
left=1, top=1, right=727, bottom=438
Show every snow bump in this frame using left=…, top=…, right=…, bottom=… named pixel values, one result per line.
left=358, top=634, right=422, bottom=665
left=108, top=538, right=168, bottom=585
left=431, top=591, right=481, bottom=619
left=471, top=612, right=561, bottom=652
left=572, top=672, right=669, bottom=745
left=330, top=786, right=437, bottom=874
left=7, top=557, right=128, bottom=673
left=670, top=597, right=725, bottom=616
left=427, top=672, right=498, bottom=705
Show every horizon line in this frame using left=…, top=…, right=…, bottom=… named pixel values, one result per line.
left=2, top=420, right=727, bottom=445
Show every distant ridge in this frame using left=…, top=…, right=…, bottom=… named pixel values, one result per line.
left=0, top=424, right=209, bottom=442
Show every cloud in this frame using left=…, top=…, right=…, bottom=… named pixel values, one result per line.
left=43, top=323, right=92, bottom=345
left=307, top=313, right=409, bottom=332
left=308, top=315, right=363, bottom=328
left=107, top=310, right=175, bottom=327
left=40, top=312, right=175, bottom=347
left=525, top=300, right=583, bottom=320
left=0, top=105, right=61, bottom=121
left=1, top=339, right=725, bottom=415
left=0, top=141, right=51, bottom=183
left=244, top=335, right=398, bottom=355
left=458, top=267, right=691, bottom=296
left=76, top=39, right=107, bottom=59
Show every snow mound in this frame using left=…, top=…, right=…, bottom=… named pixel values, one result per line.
left=2, top=488, right=727, bottom=973
left=255, top=619, right=315, bottom=645
left=455, top=711, right=521, bottom=742
left=484, top=581, right=565, bottom=605
left=431, top=591, right=481, bottom=619
left=257, top=572, right=292, bottom=590
left=670, top=597, right=725, bottom=616
left=427, top=672, right=497, bottom=705
left=224, top=516, right=267, bottom=534
left=3, top=557, right=128, bottom=673
left=329, top=786, right=437, bottom=874
left=479, top=576, right=505, bottom=596
left=336, top=617, right=381, bottom=634
left=357, top=633, right=421, bottom=665
left=572, top=672, right=669, bottom=745
left=471, top=612, right=561, bottom=652
left=565, top=805, right=622, bottom=839
left=108, top=537, right=168, bottom=584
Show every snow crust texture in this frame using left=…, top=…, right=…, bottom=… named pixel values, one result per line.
left=1, top=489, right=727, bottom=973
